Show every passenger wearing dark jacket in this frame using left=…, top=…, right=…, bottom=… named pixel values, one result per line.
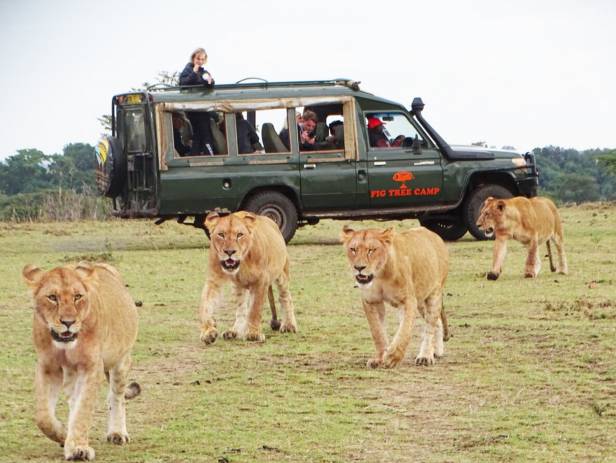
left=236, top=113, right=264, bottom=154
left=180, top=47, right=216, bottom=155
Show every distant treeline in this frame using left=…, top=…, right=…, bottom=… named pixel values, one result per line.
left=0, top=143, right=615, bottom=221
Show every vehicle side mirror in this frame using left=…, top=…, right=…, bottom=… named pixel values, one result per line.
left=412, top=135, right=422, bottom=154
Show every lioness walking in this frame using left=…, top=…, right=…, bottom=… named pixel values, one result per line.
left=23, top=262, right=139, bottom=461
left=476, top=196, right=568, bottom=280
left=341, top=226, right=449, bottom=368
left=199, top=211, right=297, bottom=344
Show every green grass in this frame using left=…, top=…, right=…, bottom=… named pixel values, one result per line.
left=1, top=204, right=615, bottom=462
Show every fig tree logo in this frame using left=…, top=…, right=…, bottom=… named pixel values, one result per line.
left=392, top=170, right=415, bottom=188
left=95, top=139, right=109, bottom=166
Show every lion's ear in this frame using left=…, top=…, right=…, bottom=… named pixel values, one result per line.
left=240, top=212, right=258, bottom=230
left=496, top=200, right=506, bottom=212
left=340, top=225, right=355, bottom=243
left=205, top=212, right=221, bottom=231
left=380, top=228, right=394, bottom=245
left=75, top=262, right=97, bottom=282
left=22, top=265, right=44, bottom=288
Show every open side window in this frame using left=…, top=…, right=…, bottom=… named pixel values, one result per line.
left=294, top=99, right=357, bottom=161
left=235, top=108, right=290, bottom=155
left=364, top=111, right=426, bottom=151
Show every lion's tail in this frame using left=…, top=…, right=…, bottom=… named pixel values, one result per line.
left=268, top=286, right=281, bottom=331
left=124, top=382, right=141, bottom=400
left=440, top=302, right=450, bottom=342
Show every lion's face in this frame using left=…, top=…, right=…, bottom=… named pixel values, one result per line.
left=476, top=197, right=507, bottom=238
left=340, top=226, right=393, bottom=288
left=206, top=212, right=257, bottom=275
left=23, top=264, right=95, bottom=349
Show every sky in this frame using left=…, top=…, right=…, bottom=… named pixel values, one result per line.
left=0, top=0, right=614, bottom=159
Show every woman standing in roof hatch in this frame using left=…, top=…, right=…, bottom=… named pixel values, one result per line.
left=180, top=48, right=216, bottom=155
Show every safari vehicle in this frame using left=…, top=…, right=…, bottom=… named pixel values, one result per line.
left=95, top=78, right=538, bottom=242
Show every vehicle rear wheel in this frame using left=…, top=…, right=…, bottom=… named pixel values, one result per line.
left=463, top=184, right=513, bottom=240
left=420, top=217, right=468, bottom=242
left=244, top=191, right=298, bottom=243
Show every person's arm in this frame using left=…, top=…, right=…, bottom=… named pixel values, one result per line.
left=179, top=63, right=201, bottom=85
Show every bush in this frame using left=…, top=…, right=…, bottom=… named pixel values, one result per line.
left=0, top=187, right=112, bottom=222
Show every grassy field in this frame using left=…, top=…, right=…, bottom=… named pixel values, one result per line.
left=1, top=203, right=615, bottom=463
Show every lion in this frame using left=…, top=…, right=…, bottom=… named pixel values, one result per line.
left=22, top=262, right=140, bottom=461
left=198, top=211, right=297, bottom=344
left=476, top=196, right=568, bottom=280
left=340, top=226, right=449, bottom=368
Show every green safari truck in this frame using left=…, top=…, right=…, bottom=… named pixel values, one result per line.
left=95, top=78, right=538, bottom=242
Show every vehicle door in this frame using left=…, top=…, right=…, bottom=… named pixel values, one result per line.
left=364, top=111, right=443, bottom=208
left=298, top=100, right=359, bottom=211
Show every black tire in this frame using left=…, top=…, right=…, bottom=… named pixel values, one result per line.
left=244, top=191, right=298, bottom=243
left=420, top=218, right=468, bottom=242
left=463, top=184, right=513, bottom=240
left=95, top=136, right=125, bottom=198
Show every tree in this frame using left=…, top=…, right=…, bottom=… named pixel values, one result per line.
left=47, top=143, right=96, bottom=192
left=553, top=173, right=600, bottom=203
left=0, top=149, right=49, bottom=195
left=597, top=149, right=616, bottom=176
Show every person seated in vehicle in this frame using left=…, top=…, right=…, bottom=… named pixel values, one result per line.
left=326, top=120, right=344, bottom=148
left=367, top=116, right=390, bottom=148
left=179, top=47, right=216, bottom=155
left=236, top=113, right=264, bottom=154
left=172, top=112, right=192, bottom=156
left=279, top=110, right=319, bottom=151
left=367, top=116, right=406, bottom=149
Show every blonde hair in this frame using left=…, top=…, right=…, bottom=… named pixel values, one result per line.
left=190, top=47, right=208, bottom=63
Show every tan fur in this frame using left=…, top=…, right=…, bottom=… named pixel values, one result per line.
left=23, top=262, right=139, bottom=461
left=476, top=196, right=568, bottom=280
left=199, top=211, right=297, bottom=344
left=341, top=226, right=449, bottom=368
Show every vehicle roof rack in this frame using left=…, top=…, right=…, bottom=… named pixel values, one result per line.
left=147, top=78, right=361, bottom=92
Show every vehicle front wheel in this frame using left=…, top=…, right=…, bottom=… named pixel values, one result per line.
left=463, top=184, right=513, bottom=240
left=244, top=191, right=298, bottom=243
left=419, top=218, right=468, bottom=242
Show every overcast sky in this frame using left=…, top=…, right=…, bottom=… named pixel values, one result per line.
left=0, top=0, right=614, bottom=159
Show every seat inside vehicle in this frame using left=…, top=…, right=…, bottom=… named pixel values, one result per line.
left=262, top=122, right=288, bottom=153
left=209, top=118, right=227, bottom=154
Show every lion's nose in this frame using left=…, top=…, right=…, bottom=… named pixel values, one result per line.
left=354, top=265, right=366, bottom=272
left=61, top=319, right=75, bottom=329
left=224, top=249, right=236, bottom=257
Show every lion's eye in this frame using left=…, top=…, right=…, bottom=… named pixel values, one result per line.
left=74, top=294, right=82, bottom=301
left=217, top=232, right=225, bottom=238
left=47, top=295, right=57, bottom=303
left=350, top=248, right=356, bottom=254
left=237, top=232, right=244, bottom=239
left=368, top=248, right=375, bottom=255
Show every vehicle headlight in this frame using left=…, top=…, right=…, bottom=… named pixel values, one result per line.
left=511, top=157, right=527, bottom=167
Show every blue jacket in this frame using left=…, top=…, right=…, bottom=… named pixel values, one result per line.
left=179, top=63, right=215, bottom=87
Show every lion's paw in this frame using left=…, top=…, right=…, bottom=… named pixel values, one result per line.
left=280, top=322, right=297, bottom=333
left=487, top=271, right=500, bottom=281
left=245, top=331, right=265, bottom=342
left=366, top=357, right=383, bottom=369
left=200, top=328, right=218, bottom=345
left=270, top=319, right=281, bottom=331
left=107, top=432, right=130, bottom=445
left=64, top=444, right=95, bottom=461
left=415, top=355, right=435, bottom=366
left=524, top=272, right=536, bottom=279
left=383, top=352, right=403, bottom=368
left=222, top=330, right=238, bottom=340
